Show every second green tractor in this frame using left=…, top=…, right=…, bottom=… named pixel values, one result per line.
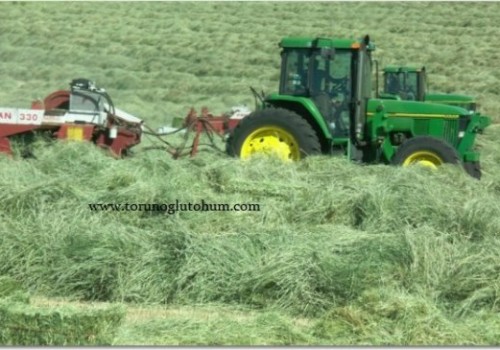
left=379, top=65, right=477, bottom=112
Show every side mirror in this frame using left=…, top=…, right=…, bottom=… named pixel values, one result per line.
left=363, top=35, right=370, bottom=46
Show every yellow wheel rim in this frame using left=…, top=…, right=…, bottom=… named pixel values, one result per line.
left=403, top=151, right=443, bottom=169
left=240, top=126, right=301, bottom=161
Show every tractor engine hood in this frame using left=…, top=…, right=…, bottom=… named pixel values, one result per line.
left=368, top=98, right=470, bottom=117
left=424, top=93, right=476, bottom=112
left=424, top=93, right=475, bottom=103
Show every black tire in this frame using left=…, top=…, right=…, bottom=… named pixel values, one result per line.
left=391, top=136, right=460, bottom=166
left=463, top=161, right=481, bottom=180
left=226, top=108, right=321, bottom=159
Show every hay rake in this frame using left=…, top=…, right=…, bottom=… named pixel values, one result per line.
left=0, top=79, right=250, bottom=159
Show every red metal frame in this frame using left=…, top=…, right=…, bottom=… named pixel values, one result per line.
left=171, top=107, right=244, bottom=158
left=31, top=90, right=70, bottom=110
left=183, top=107, right=242, bottom=136
left=94, top=127, right=142, bottom=157
left=0, top=137, right=12, bottom=155
left=0, top=125, right=41, bottom=139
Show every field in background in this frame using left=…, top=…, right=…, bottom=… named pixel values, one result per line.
left=1, top=1, right=500, bottom=345
left=1, top=2, right=500, bottom=124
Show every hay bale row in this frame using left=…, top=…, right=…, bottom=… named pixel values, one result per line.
left=0, top=300, right=125, bottom=346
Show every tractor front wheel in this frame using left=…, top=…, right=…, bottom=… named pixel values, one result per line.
left=226, top=108, right=321, bottom=161
left=391, top=136, right=460, bottom=170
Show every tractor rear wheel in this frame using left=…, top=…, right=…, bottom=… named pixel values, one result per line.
left=226, top=108, right=321, bottom=161
left=391, top=136, right=460, bottom=170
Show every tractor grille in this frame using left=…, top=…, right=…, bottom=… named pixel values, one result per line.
left=443, top=119, right=459, bottom=146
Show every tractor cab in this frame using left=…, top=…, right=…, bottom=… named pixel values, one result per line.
left=280, top=43, right=351, bottom=136
left=277, top=36, right=374, bottom=141
left=381, top=65, right=425, bottom=101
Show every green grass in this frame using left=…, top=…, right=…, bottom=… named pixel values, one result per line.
left=1, top=1, right=500, bottom=346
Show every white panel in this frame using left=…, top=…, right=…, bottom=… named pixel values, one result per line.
left=0, top=108, right=44, bottom=125
left=60, top=112, right=106, bottom=125
left=113, top=107, right=143, bottom=124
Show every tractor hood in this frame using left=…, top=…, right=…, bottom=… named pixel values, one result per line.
left=367, top=98, right=470, bottom=117
left=424, top=93, right=475, bottom=104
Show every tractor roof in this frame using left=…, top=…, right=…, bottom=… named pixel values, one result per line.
left=384, top=65, right=425, bottom=73
left=279, top=37, right=375, bottom=50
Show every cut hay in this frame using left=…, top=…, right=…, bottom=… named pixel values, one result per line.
left=0, top=299, right=125, bottom=346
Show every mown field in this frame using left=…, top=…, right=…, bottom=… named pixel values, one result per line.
left=1, top=1, right=500, bottom=346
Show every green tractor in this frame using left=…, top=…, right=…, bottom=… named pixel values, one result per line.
left=227, top=35, right=490, bottom=179
left=379, top=65, right=477, bottom=112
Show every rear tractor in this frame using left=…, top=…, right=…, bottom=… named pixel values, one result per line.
left=379, top=65, right=477, bottom=112
left=226, top=35, right=490, bottom=179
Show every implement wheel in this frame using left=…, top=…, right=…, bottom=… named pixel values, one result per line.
left=226, top=108, right=320, bottom=161
left=391, top=136, right=460, bottom=170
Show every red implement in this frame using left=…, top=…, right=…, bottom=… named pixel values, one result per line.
left=0, top=79, right=143, bottom=157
